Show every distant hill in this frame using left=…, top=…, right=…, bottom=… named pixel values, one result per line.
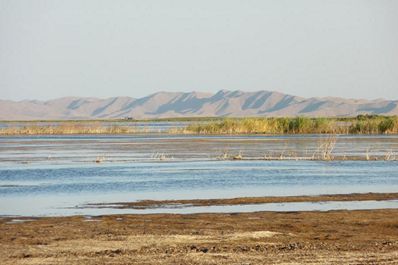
left=0, top=90, right=397, bottom=120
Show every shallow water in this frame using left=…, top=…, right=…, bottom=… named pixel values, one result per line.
left=0, top=134, right=398, bottom=216
left=0, top=121, right=190, bottom=132
left=1, top=134, right=398, bottom=165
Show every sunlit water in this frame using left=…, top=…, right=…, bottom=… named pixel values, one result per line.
left=0, top=134, right=398, bottom=216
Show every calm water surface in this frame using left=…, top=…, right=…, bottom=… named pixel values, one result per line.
left=0, top=121, right=190, bottom=132
left=0, top=134, right=397, bottom=216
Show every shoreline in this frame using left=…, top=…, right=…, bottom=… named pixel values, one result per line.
left=85, top=192, right=398, bottom=209
left=2, top=131, right=398, bottom=136
left=1, top=209, right=398, bottom=264
left=1, top=116, right=398, bottom=135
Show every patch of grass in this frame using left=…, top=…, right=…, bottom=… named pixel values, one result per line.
left=0, top=123, right=139, bottom=135
left=1, top=115, right=397, bottom=135
left=182, top=115, right=398, bottom=135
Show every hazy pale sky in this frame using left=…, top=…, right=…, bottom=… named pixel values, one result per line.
left=1, top=0, right=397, bottom=101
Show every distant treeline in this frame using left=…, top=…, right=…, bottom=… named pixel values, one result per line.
left=182, top=115, right=398, bottom=134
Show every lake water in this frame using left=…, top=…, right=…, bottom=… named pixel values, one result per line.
left=0, top=134, right=398, bottom=216
left=0, top=121, right=191, bottom=132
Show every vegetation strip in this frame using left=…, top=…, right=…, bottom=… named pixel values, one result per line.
left=85, top=192, right=398, bottom=209
left=0, top=124, right=139, bottom=135
left=181, top=115, right=398, bottom=135
left=1, top=115, right=397, bottom=135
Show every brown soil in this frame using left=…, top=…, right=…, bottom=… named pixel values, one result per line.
left=86, top=192, right=398, bottom=209
left=1, top=209, right=398, bottom=264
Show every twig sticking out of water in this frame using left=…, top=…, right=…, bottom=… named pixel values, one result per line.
left=366, top=148, right=370, bottom=161
left=218, top=150, right=230, bottom=160
left=152, top=153, right=173, bottom=161
left=311, top=135, right=337, bottom=160
left=232, top=151, right=243, bottom=160
left=385, top=150, right=395, bottom=161
left=279, top=143, right=288, bottom=160
left=95, top=155, right=105, bottom=163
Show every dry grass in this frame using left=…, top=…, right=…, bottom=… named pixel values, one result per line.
left=2, top=115, right=398, bottom=135
left=0, top=123, right=139, bottom=135
left=312, top=135, right=337, bottom=160
left=181, top=116, right=398, bottom=135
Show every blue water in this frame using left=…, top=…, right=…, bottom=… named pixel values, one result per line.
left=0, top=160, right=398, bottom=216
left=0, top=134, right=398, bottom=216
left=1, top=160, right=398, bottom=195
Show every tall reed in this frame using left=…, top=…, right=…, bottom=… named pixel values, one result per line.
left=183, top=115, right=398, bottom=135
left=0, top=123, right=138, bottom=135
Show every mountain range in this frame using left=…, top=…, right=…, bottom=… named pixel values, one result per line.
left=1, top=90, right=397, bottom=120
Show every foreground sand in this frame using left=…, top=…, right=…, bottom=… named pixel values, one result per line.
left=1, top=209, right=398, bottom=265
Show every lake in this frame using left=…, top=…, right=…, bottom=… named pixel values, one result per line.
left=0, top=134, right=398, bottom=216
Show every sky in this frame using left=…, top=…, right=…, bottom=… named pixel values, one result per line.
left=1, top=0, right=397, bottom=101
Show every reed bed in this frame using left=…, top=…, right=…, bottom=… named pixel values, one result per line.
left=0, top=123, right=139, bottom=135
left=181, top=115, right=398, bottom=135
left=1, top=115, right=397, bottom=135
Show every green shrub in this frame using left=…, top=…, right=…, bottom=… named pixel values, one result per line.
left=378, top=118, right=395, bottom=134
left=184, top=116, right=398, bottom=135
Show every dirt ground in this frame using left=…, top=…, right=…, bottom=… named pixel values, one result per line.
left=86, top=192, right=398, bottom=209
left=1, top=209, right=398, bottom=265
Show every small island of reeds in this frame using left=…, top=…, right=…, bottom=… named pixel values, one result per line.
left=180, top=115, right=398, bottom=135
left=0, top=115, right=397, bottom=135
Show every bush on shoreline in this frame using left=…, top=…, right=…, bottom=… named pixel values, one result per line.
left=184, top=115, right=398, bottom=135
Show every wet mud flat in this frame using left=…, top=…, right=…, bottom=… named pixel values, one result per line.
left=1, top=209, right=398, bottom=264
left=86, top=192, right=398, bottom=209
